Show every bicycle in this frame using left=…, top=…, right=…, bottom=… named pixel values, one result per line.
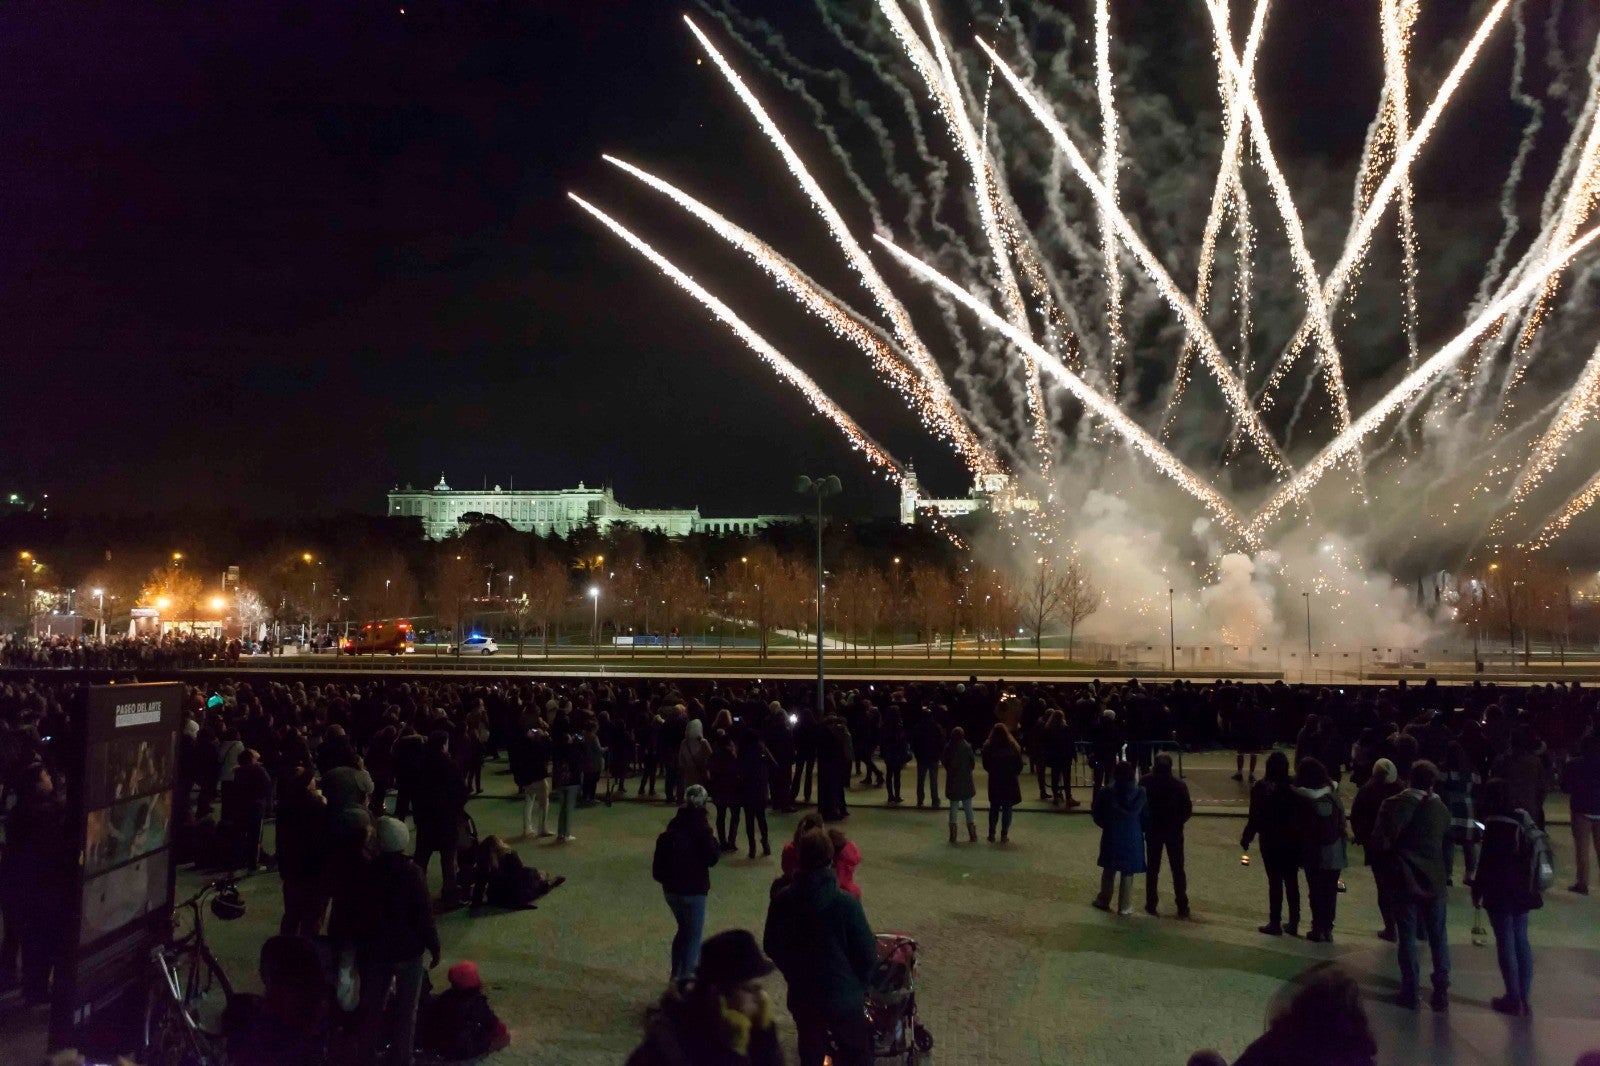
left=142, top=878, right=245, bottom=1066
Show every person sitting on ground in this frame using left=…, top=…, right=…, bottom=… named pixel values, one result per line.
left=625, top=928, right=784, bottom=1066
left=468, top=835, right=565, bottom=910
left=417, top=960, right=512, bottom=1061
left=779, top=813, right=862, bottom=900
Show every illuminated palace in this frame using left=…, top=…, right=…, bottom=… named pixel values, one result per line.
left=387, top=475, right=796, bottom=541
left=389, top=472, right=1035, bottom=541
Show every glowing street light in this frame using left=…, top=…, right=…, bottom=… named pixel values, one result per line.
left=589, top=585, right=601, bottom=654
left=210, top=596, right=226, bottom=610
left=302, top=552, right=314, bottom=564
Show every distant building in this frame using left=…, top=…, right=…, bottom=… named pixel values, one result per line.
left=897, top=467, right=1038, bottom=524
left=387, top=475, right=797, bottom=541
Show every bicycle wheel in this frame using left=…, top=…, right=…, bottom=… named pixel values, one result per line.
left=143, top=949, right=234, bottom=1066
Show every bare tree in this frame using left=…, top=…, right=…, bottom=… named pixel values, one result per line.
left=1017, top=556, right=1070, bottom=663
left=1062, top=555, right=1100, bottom=661
left=523, top=558, right=571, bottom=657
left=908, top=566, right=952, bottom=660
left=430, top=550, right=479, bottom=653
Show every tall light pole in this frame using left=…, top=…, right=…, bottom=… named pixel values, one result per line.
left=1168, top=587, right=1175, bottom=672
left=93, top=588, right=105, bottom=643
left=797, top=475, right=842, bottom=719
left=1303, top=591, right=1312, bottom=682
left=589, top=586, right=600, bottom=656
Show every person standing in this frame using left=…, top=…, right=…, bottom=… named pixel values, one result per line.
left=1092, top=760, right=1149, bottom=916
left=275, top=767, right=330, bottom=937
left=1349, top=758, right=1404, bottom=940
left=1292, top=757, right=1347, bottom=944
left=412, top=731, right=468, bottom=907
left=550, top=721, right=585, bottom=844
left=356, top=817, right=441, bottom=1066
left=879, top=705, right=910, bottom=805
left=1373, top=759, right=1452, bottom=1011
left=510, top=721, right=552, bottom=838
left=763, top=829, right=876, bottom=1066
left=1241, top=751, right=1303, bottom=936
left=791, top=708, right=819, bottom=807
left=1491, top=725, right=1547, bottom=828
left=1437, top=741, right=1480, bottom=887
left=1472, top=777, right=1541, bottom=1017
left=1140, top=753, right=1192, bottom=918
left=910, top=707, right=944, bottom=809
left=228, top=749, right=273, bottom=870
left=762, top=700, right=797, bottom=813
left=1091, top=709, right=1124, bottom=794
left=981, top=724, right=1024, bottom=844
left=1044, top=708, right=1079, bottom=809
left=816, top=710, right=853, bottom=822
left=6, top=764, right=73, bottom=1003
left=737, top=726, right=776, bottom=859
left=1560, top=731, right=1600, bottom=894
left=678, top=718, right=712, bottom=796
left=942, top=726, right=977, bottom=844
left=709, top=730, right=744, bottom=852
left=659, top=706, right=688, bottom=804
left=651, top=785, right=721, bottom=987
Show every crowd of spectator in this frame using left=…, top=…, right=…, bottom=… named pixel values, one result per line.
left=1, top=666, right=1596, bottom=1063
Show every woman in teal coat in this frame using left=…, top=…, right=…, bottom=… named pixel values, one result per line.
left=1092, top=760, right=1150, bottom=916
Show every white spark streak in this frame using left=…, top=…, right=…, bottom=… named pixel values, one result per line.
left=976, top=36, right=1288, bottom=474
left=875, top=234, right=1254, bottom=544
left=1250, top=225, right=1600, bottom=534
left=602, top=154, right=997, bottom=476
left=570, top=193, right=902, bottom=480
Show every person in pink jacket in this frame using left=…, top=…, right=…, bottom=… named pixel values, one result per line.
left=780, top=813, right=862, bottom=899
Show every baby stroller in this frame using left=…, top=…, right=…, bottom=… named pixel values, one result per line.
left=864, top=933, right=932, bottom=1062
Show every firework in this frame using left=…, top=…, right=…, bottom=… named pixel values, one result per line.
left=569, top=194, right=902, bottom=480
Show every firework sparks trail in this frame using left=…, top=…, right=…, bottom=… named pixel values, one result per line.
left=1260, top=0, right=1516, bottom=399
left=1202, top=0, right=1353, bottom=432
left=1249, top=225, right=1600, bottom=535
left=570, top=194, right=903, bottom=480
left=601, top=154, right=999, bottom=476
left=875, top=234, right=1255, bottom=544
left=1477, top=0, right=1543, bottom=311
left=879, top=0, right=1052, bottom=469
left=1163, top=0, right=1269, bottom=435
left=1504, top=337, right=1600, bottom=511
left=1094, top=0, right=1126, bottom=396
left=682, top=16, right=984, bottom=472
left=1530, top=464, right=1600, bottom=550
left=976, top=37, right=1289, bottom=474
left=1380, top=0, right=1423, bottom=370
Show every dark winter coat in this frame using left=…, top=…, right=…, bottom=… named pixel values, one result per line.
left=652, top=808, right=721, bottom=897
left=941, top=739, right=976, bottom=801
left=412, top=748, right=468, bottom=832
left=981, top=741, right=1024, bottom=808
left=1293, top=786, right=1349, bottom=872
left=1139, top=768, right=1192, bottom=836
left=1472, top=813, right=1543, bottom=914
left=763, top=867, right=875, bottom=1023
left=1241, top=779, right=1300, bottom=865
left=508, top=729, right=551, bottom=788
left=910, top=715, right=945, bottom=764
left=1561, top=750, right=1600, bottom=817
left=1490, top=751, right=1547, bottom=822
left=737, top=741, right=777, bottom=806
left=708, top=744, right=744, bottom=806
left=1093, top=781, right=1150, bottom=874
left=274, top=790, right=329, bottom=883
left=1372, top=788, right=1448, bottom=894
left=358, top=851, right=440, bottom=965
left=625, top=987, right=784, bottom=1066
left=1349, top=777, right=1403, bottom=866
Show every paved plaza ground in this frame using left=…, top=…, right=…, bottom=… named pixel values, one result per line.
left=6, top=755, right=1598, bottom=1064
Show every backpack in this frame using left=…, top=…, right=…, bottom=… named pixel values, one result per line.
left=1515, top=811, right=1556, bottom=895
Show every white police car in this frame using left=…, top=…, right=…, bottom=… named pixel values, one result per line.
left=459, top=635, right=499, bottom=655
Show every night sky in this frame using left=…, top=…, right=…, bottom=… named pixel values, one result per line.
left=0, top=1, right=1567, bottom=521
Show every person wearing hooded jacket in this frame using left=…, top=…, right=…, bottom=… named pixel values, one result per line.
left=680, top=719, right=713, bottom=793
left=1473, top=776, right=1542, bottom=1017
left=626, top=929, right=784, bottom=1066
left=1292, top=757, right=1347, bottom=944
left=764, top=829, right=875, bottom=1066
left=1349, top=757, right=1404, bottom=940
left=942, top=727, right=977, bottom=844
left=1092, top=760, right=1150, bottom=916
left=1241, top=751, right=1303, bottom=936
left=981, top=724, right=1024, bottom=844
left=653, top=785, right=722, bottom=985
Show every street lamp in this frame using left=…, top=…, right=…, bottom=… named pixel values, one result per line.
left=1168, top=588, right=1175, bottom=672
left=796, top=474, right=842, bottom=719
left=589, top=585, right=601, bottom=655
left=93, top=588, right=105, bottom=643
left=1303, top=591, right=1313, bottom=681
